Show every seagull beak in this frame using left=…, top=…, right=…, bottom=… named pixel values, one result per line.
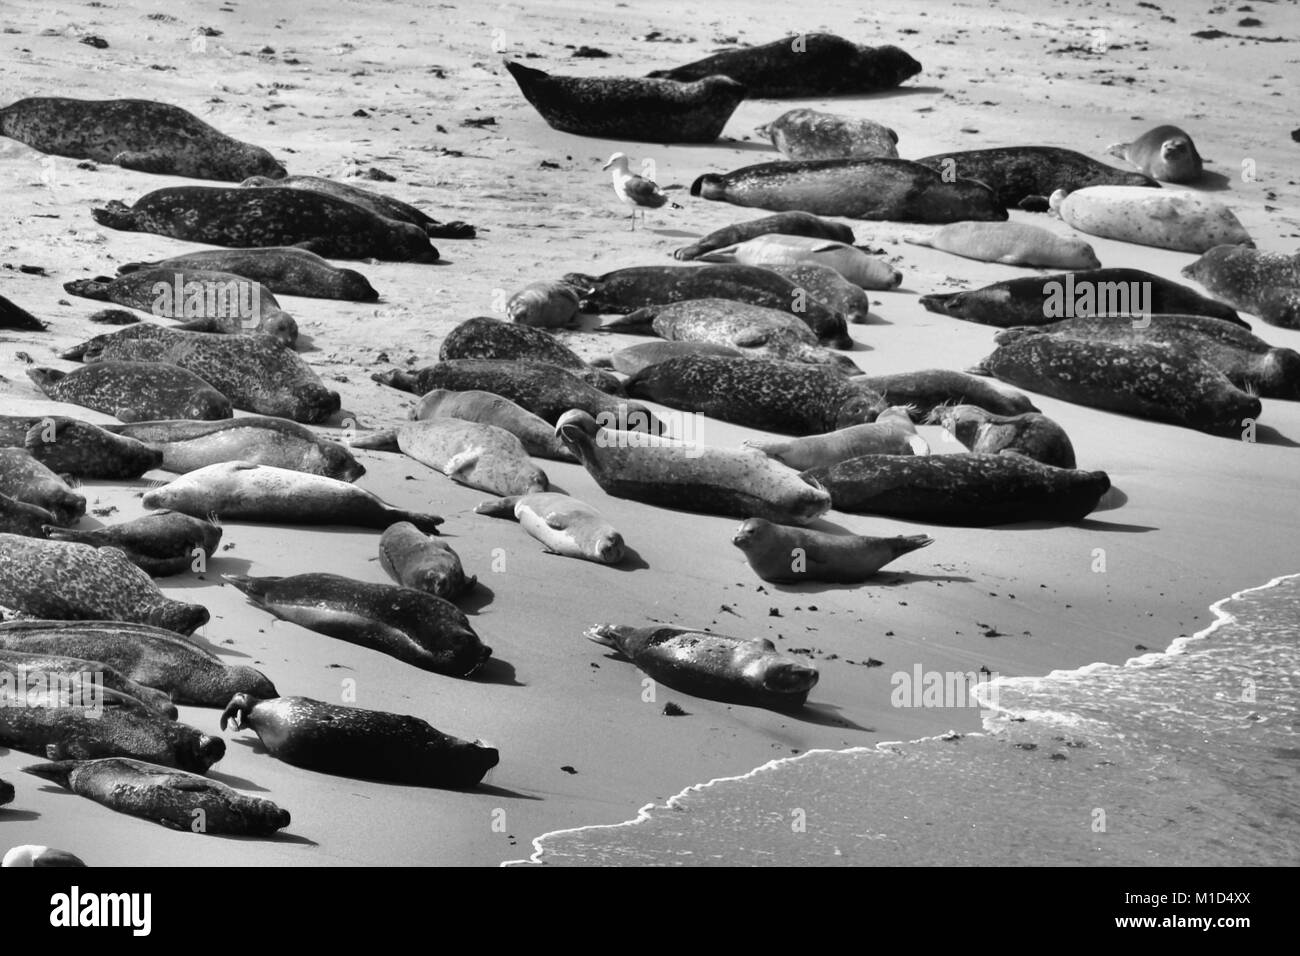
left=601, top=160, right=613, bottom=171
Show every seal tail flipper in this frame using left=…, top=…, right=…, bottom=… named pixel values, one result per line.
left=673, top=243, right=704, bottom=261
left=742, top=437, right=784, bottom=459
left=474, top=495, right=522, bottom=519
left=345, top=428, right=400, bottom=451
left=1105, top=142, right=1131, bottom=162
left=392, top=511, right=443, bottom=534
left=91, top=200, right=140, bottom=231
left=690, top=174, right=724, bottom=199
left=219, top=693, right=256, bottom=731
left=223, top=574, right=282, bottom=602
left=21, top=761, right=77, bottom=788
left=598, top=309, right=656, bottom=333
left=371, top=369, right=417, bottom=393
left=891, top=534, right=935, bottom=558
left=0, top=293, right=47, bottom=331
left=583, top=624, right=625, bottom=650
left=25, top=367, right=65, bottom=393
left=693, top=243, right=740, bottom=263
left=115, top=260, right=155, bottom=275
left=918, top=292, right=960, bottom=317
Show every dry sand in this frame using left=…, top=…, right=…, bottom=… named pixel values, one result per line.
left=1, top=0, right=1298, bottom=865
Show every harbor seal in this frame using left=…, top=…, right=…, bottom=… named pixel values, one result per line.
left=440, top=316, right=622, bottom=393
left=919, top=267, right=1246, bottom=328
left=0, top=534, right=209, bottom=634
left=44, top=511, right=223, bottom=577
left=504, top=60, right=746, bottom=143
left=691, top=159, right=1007, bottom=222
left=0, top=293, right=45, bottom=331
left=221, top=695, right=498, bottom=788
left=1050, top=186, right=1252, bottom=253
left=803, top=454, right=1111, bottom=525
left=92, top=186, right=439, bottom=262
left=857, top=369, right=1039, bottom=418
left=904, top=222, right=1100, bottom=269
left=0, top=97, right=285, bottom=181
left=601, top=341, right=744, bottom=376
left=474, top=492, right=626, bottom=564
left=673, top=211, right=856, bottom=261
left=757, top=108, right=899, bottom=161
left=1, top=846, right=86, bottom=867
left=625, top=354, right=884, bottom=435
left=28, top=363, right=233, bottom=423
left=0, top=493, right=58, bottom=538
left=408, top=389, right=575, bottom=462
left=0, top=448, right=85, bottom=526
left=1182, top=245, right=1300, bottom=330
left=646, top=33, right=921, bottom=97
left=556, top=409, right=833, bottom=525
left=23, top=758, right=290, bottom=835
left=0, top=648, right=176, bottom=718
left=929, top=404, right=1077, bottom=469
left=586, top=623, right=819, bottom=710
left=105, top=417, right=364, bottom=480
left=764, top=262, right=875, bottom=325
left=744, top=406, right=928, bottom=469
left=507, top=281, right=581, bottom=328
left=697, top=234, right=903, bottom=290
left=0, top=619, right=277, bottom=707
left=118, top=247, right=379, bottom=302
left=973, top=336, right=1261, bottom=437
left=1108, top=125, right=1204, bottom=183
left=731, top=518, right=933, bottom=584
left=224, top=573, right=491, bottom=677
left=241, top=174, right=476, bottom=239
left=914, top=146, right=1159, bottom=210
left=379, top=522, right=476, bottom=600
left=63, top=324, right=341, bottom=423
left=0, top=415, right=161, bottom=479
left=143, top=461, right=444, bottom=532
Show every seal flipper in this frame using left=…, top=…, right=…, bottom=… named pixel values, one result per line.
left=25, top=367, right=65, bottom=395
left=113, top=150, right=177, bottom=175
left=346, top=428, right=401, bottom=451
left=21, top=760, right=77, bottom=788
left=965, top=359, right=992, bottom=377
left=388, top=510, right=443, bottom=534
left=0, top=293, right=48, bottom=331
left=474, top=495, right=522, bottom=519
left=223, top=573, right=283, bottom=603
left=425, top=221, right=476, bottom=239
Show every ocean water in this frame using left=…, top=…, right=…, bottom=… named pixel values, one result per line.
left=513, top=575, right=1300, bottom=866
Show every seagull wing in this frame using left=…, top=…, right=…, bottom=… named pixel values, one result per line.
left=622, top=174, right=668, bottom=209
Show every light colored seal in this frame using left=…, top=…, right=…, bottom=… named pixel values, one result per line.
left=732, top=517, right=933, bottom=584
left=0, top=647, right=176, bottom=717
left=2, top=846, right=86, bottom=867
left=1108, top=125, right=1203, bottom=183
left=0, top=534, right=209, bottom=634
left=1050, top=186, right=1252, bottom=253
left=507, top=281, right=581, bottom=328
left=697, top=234, right=902, bottom=290
left=601, top=341, right=744, bottom=376
left=0, top=448, right=85, bottom=526
left=241, top=174, right=475, bottom=239
left=27, top=362, right=233, bottom=423
left=758, top=108, right=899, bottom=160
left=474, top=492, right=626, bottom=565
left=905, top=222, right=1100, bottom=269
left=764, top=262, right=874, bottom=324
left=349, top=419, right=548, bottom=497
left=379, top=521, right=476, bottom=600
left=1182, top=245, right=1300, bottom=330
left=556, top=409, right=832, bottom=526
left=929, top=404, right=1077, bottom=469
left=674, top=212, right=856, bottom=261
left=586, top=623, right=819, bottom=710
left=143, top=461, right=444, bottom=532
left=220, top=694, right=498, bottom=788
left=745, top=406, right=928, bottom=469
left=0, top=97, right=285, bottom=181
left=117, top=247, right=379, bottom=302
left=0, top=415, right=162, bottom=479
left=43, top=511, right=223, bottom=577
left=23, top=757, right=291, bottom=835
left=408, top=389, right=575, bottom=462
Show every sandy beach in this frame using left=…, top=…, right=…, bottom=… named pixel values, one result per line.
left=1, top=0, right=1298, bottom=866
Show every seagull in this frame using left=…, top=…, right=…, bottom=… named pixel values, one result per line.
left=602, top=152, right=669, bottom=230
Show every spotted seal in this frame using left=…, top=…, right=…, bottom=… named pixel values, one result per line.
left=929, top=404, right=1077, bottom=469
left=0, top=493, right=57, bottom=538
left=1182, top=245, right=1300, bottom=330
left=856, top=369, right=1039, bottom=418
left=0, top=647, right=176, bottom=718
left=764, top=262, right=875, bottom=325
left=744, top=406, right=928, bottom=469
left=905, top=222, right=1100, bottom=269
left=408, top=389, right=575, bottom=462
left=440, top=316, right=623, bottom=394
left=0, top=97, right=285, bottom=180
left=379, top=522, right=476, bottom=600
left=673, top=211, right=856, bottom=261
left=92, top=186, right=439, bottom=262
left=224, top=573, right=491, bottom=677
left=0, top=534, right=209, bottom=634
left=1108, top=125, right=1203, bottom=183
left=758, top=108, right=899, bottom=161
left=117, top=247, right=379, bottom=302
left=507, top=281, right=582, bottom=328
left=241, top=174, right=475, bottom=239
left=697, top=234, right=902, bottom=290
left=731, top=517, right=933, bottom=584
left=0, top=293, right=45, bottom=331
left=504, top=60, right=746, bottom=143
left=28, top=363, right=233, bottom=423
left=1050, top=186, right=1252, bottom=254
left=474, top=492, right=627, bottom=564
left=0, top=448, right=85, bottom=526
left=0, top=415, right=162, bottom=479
left=221, top=694, right=498, bottom=787
left=44, top=511, right=223, bottom=577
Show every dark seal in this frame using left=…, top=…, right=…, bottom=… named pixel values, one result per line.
left=439, top=316, right=623, bottom=394
left=241, top=174, right=475, bottom=239
left=0, top=292, right=45, bottom=331
left=117, top=247, right=379, bottom=302
left=27, top=362, right=233, bottom=423
left=44, top=511, right=223, bottom=577
left=929, top=404, right=1077, bottom=469
left=0, top=448, right=85, bottom=526
left=1182, top=245, right=1300, bottom=330
left=0, top=415, right=162, bottom=479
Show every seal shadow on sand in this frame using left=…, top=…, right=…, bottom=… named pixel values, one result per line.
left=1254, top=424, right=1300, bottom=448
left=758, top=570, right=977, bottom=595
left=1182, top=169, right=1234, bottom=192
left=474, top=655, right=521, bottom=686
left=0, top=808, right=41, bottom=822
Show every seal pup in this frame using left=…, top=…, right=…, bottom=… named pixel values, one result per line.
left=857, top=369, right=1039, bottom=418
left=973, top=336, right=1261, bottom=437
left=1108, top=125, right=1203, bottom=183
left=929, top=404, right=1077, bottom=469
left=475, top=492, right=626, bottom=564
left=732, top=517, right=933, bottom=584
left=0, top=493, right=57, bottom=537
left=439, top=316, right=622, bottom=394
left=691, top=158, right=1007, bottom=222
left=379, top=522, right=476, bottom=600
left=1, top=846, right=86, bottom=867
left=221, top=695, right=499, bottom=788
left=904, top=222, right=1100, bottom=269
left=696, top=234, right=903, bottom=289
left=603, top=152, right=670, bottom=230
left=92, top=186, right=439, bottom=262
left=0, top=619, right=276, bottom=707
left=224, top=573, right=491, bottom=677
left=0, top=648, right=176, bottom=718
left=1, top=415, right=162, bottom=480
left=601, top=341, right=744, bottom=376
left=1182, top=245, right=1300, bottom=330
left=240, top=173, right=475, bottom=239
left=504, top=60, right=746, bottom=143
left=23, top=758, right=291, bottom=835
left=0, top=448, right=85, bottom=526
left=625, top=354, right=884, bottom=435
left=408, top=389, right=575, bottom=462
left=673, top=211, right=856, bottom=261
left=586, top=623, right=819, bottom=710
left=913, top=146, right=1159, bottom=210
left=804, top=454, right=1111, bottom=525
left=0, top=292, right=45, bottom=331
left=105, top=417, right=364, bottom=480
left=920, top=267, right=1246, bottom=328
left=1051, top=186, right=1252, bottom=253
left=44, top=511, right=223, bottom=577
left=0, top=534, right=209, bottom=634
left=27, top=363, right=233, bottom=423
left=758, top=108, right=899, bottom=161
left=117, top=247, right=379, bottom=302
left=745, top=406, right=928, bottom=469
left=349, top=419, right=549, bottom=497
left=763, top=262, right=875, bottom=325
left=0, top=97, right=285, bottom=181
left=646, top=33, right=921, bottom=97
left=556, top=409, right=832, bottom=526
left=143, top=461, right=444, bottom=532
left=507, top=281, right=581, bottom=328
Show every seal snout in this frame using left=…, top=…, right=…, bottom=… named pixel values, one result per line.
left=195, top=734, right=228, bottom=772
